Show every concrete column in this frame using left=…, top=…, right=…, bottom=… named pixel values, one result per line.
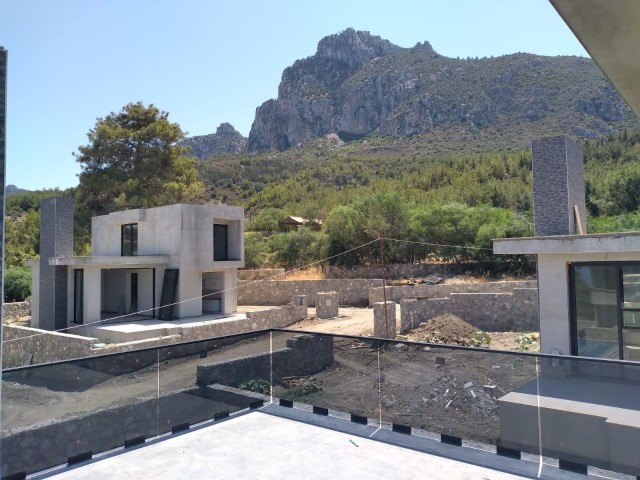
left=223, top=268, right=237, bottom=314
left=373, top=301, right=396, bottom=339
left=138, top=269, right=154, bottom=315
left=83, top=267, right=101, bottom=325
left=316, top=291, right=339, bottom=319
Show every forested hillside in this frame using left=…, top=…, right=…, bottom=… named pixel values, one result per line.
left=8, top=127, right=640, bottom=302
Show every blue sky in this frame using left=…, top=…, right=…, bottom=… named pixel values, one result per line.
left=2, top=0, right=588, bottom=190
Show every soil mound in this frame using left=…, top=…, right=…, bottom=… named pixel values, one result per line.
left=406, top=313, right=478, bottom=345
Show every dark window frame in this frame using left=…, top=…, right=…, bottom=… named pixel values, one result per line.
left=569, top=260, right=640, bottom=359
left=121, top=223, right=138, bottom=256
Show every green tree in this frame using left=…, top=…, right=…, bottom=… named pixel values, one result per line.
left=75, top=102, right=204, bottom=219
left=244, top=232, right=269, bottom=268
left=5, top=209, right=40, bottom=268
left=323, top=205, right=368, bottom=266
left=246, top=208, right=286, bottom=232
left=268, top=229, right=322, bottom=270
left=4, top=267, right=31, bottom=302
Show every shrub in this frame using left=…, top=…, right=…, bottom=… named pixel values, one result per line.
left=238, top=378, right=270, bottom=395
left=4, top=267, right=31, bottom=302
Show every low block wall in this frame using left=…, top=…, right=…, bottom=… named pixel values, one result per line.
left=369, top=280, right=537, bottom=306
left=3, top=300, right=31, bottom=319
left=2, top=325, right=100, bottom=369
left=400, top=288, right=538, bottom=333
left=238, top=279, right=382, bottom=307
left=196, top=333, right=334, bottom=386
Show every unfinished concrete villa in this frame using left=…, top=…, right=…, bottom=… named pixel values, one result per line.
left=28, top=201, right=244, bottom=331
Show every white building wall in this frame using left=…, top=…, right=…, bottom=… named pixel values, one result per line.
left=538, top=250, right=640, bottom=355
left=89, top=204, right=245, bottom=319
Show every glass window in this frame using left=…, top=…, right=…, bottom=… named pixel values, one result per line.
left=121, top=223, right=138, bottom=256
left=573, top=265, right=620, bottom=359
left=213, top=224, right=228, bottom=261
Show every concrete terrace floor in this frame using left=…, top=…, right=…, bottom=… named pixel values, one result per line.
left=45, top=411, right=529, bottom=480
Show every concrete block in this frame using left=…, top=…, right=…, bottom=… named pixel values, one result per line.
left=316, top=291, right=338, bottom=319
left=373, top=301, right=396, bottom=339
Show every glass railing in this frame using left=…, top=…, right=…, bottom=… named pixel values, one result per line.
left=0, top=331, right=270, bottom=478
left=3, top=329, right=640, bottom=478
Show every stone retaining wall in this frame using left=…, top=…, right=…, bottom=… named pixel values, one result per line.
left=3, top=300, right=31, bottom=319
left=400, top=288, right=538, bottom=333
left=2, top=325, right=100, bottom=368
left=3, top=300, right=309, bottom=368
left=196, top=333, right=334, bottom=387
left=238, top=279, right=381, bottom=307
left=0, top=385, right=257, bottom=478
left=369, top=280, right=537, bottom=306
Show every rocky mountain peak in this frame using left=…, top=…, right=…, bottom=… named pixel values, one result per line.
left=247, top=29, right=637, bottom=152
left=315, top=28, right=398, bottom=69
left=215, top=122, right=240, bottom=136
left=181, top=122, right=247, bottom=159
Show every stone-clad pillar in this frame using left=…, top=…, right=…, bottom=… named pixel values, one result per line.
left=373, top=301, right=396, bottom=339
left=532, top=136, right=586, bottom=236
left=39, top=197, right=74, bottom=331
left=316, top=291, right=338, bottom=319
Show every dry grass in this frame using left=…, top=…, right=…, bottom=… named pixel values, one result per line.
left=280, top=266, right=325, bottom=280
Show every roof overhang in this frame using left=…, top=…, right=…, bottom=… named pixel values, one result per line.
left=48, top=255, right=170, bottom=267
left=550, top=0, right=640, bottom=117
left=494, top=232, right=640, bottom=255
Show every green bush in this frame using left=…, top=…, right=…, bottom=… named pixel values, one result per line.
left=238, top=378, right=270, bottom=395
left=4, top=267, right=31, bottom=302
left=244, top=233, right=269, bottom=269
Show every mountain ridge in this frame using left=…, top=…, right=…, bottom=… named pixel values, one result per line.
left=245, top=28, right=637, bottom=152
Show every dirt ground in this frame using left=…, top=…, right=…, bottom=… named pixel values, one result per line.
left=287, top=308, right=539, bottom=352
left=274, top=337, right=537, bottom=445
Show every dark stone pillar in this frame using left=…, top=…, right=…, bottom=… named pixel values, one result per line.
left=39, top=197, right=74, bottom=331
left=532, top=135, right=586, bottom=236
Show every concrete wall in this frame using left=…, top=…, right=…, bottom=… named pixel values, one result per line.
left=399, top=288, right=538, bottom=333
left=90, top=204, right=244, bottom=319
left=3, top=300, right=31, bottom=319
left=536, top=251, right=640, bottom=355
left=369, top=280, right=536, bottom=306
left=238, top=279, right=382, bottom=307
left=2, top=324, right=100, bottom=368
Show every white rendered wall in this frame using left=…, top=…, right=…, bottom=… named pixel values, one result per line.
left=537, top=251, right=640, bottom=355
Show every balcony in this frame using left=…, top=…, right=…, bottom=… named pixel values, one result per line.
left=2, top=330, right=639, bottom=479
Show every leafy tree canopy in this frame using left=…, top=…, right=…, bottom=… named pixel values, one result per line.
left=75, top=102, right=204, bottom=218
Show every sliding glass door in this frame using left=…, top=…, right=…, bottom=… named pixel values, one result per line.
left=571, top=262, right=640, bottom=360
